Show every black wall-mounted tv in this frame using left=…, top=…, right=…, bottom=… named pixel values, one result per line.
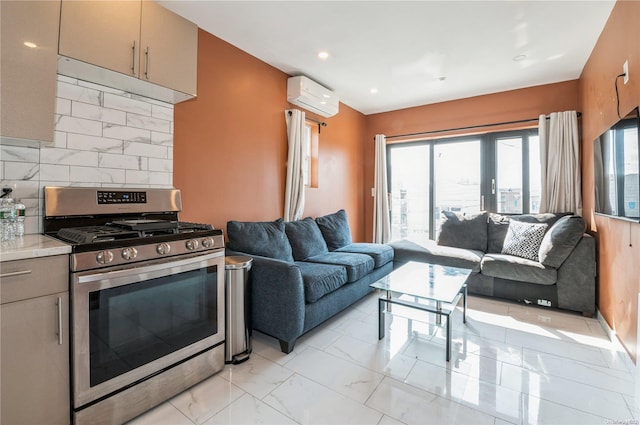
left=594, top=107, right=640, bottom=221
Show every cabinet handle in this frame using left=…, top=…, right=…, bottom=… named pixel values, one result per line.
left=131, top=40, right=136, bottom=75
left=144, top=47, right=150, bottom=80
left=0, top=270, right=32, bottom=278
left=57, top=296, right=63, bottom=345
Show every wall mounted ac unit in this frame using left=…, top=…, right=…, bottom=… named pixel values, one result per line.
left=287, top=76, right=339, bottom=118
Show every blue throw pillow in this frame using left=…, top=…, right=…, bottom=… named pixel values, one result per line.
left=315, top=209, right=353, bottom=250
left=285, top=218, right=329, bottom=260
left=226, top=219, right=294, bottom=262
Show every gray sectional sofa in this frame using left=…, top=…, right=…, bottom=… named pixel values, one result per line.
left=389, top=211, right=597, bottom=316
left=226, top=210, right=394, bottom=353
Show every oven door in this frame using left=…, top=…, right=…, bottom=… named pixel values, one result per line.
left=71, top=250, right=225, bottom=408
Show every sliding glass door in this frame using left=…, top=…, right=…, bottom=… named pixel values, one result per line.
left=389, top=144, right=430, bottom=243
left=388, top=129, right=539, bottom=242
left=433, top=140, right=481, bottom=234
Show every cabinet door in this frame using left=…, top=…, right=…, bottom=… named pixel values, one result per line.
left=140, top=1, right=198, bottom=96
left=1, top=293, right=70, bottom=425
left=59, top=0, right=142, bottom=77
left=0, top=0, right=59, bottom=144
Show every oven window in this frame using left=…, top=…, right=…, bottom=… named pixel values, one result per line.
left=88, top=265, right=218, bottom=387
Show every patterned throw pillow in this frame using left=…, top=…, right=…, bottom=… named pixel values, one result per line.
left=501, top=220, right=548, bottom=261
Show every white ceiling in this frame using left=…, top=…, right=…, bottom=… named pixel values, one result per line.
left=159, top=1, right=616, bottom=115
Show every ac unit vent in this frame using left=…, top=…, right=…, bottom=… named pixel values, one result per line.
left=287, top=76, right=339, bottom=118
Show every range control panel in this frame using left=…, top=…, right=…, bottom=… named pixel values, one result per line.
left=97, top=191, right=147, bottom=204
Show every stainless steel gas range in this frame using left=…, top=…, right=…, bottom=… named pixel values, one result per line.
left=43, top=186, right=225, bottom=425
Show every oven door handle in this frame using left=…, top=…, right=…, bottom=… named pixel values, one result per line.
left=76, top=250, right=224, bottom=287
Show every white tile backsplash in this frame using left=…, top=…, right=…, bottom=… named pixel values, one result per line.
left=98, top=153, right=143, bottom=170
left=151, top=131, right=173, bottom=147
left=103, top=92, right=152, bottom=116
left=1, top=145, right=40, bottom=163
left=152, top=104, right=174, bottom=121
left=148, top=158, right=173, bottom=173
left=66, top=133, right=123, bottom=153
left=127, top=112, right=171, bottom=133
left=56, top=81, right=102, bottom=105
left=123, top=140, right=168, bottom=158
left=72, top=102, right=127, bottom=125
left=69, top=165, right=126, bottom=184
left=4, top=162, right=39, bottom=181
left=39, top=164, right=70, bottom=182
left=55, top=115, right=103, bottom=136
left=39, top=148, right=99, bottom=167
left=103, top=123, right=151, bottom=143
left=0, top=76, right=174, bottom=234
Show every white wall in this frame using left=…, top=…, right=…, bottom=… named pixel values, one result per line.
left=0, top=76, right=174, bottom=234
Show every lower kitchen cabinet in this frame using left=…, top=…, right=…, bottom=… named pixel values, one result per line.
left=1, top=256, right=70, bottom=425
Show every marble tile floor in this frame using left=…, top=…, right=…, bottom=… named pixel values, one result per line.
left=128, top=293, right=638, bottom=425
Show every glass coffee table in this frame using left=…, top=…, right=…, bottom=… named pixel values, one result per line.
left=370, top=261, right=472, bottom=361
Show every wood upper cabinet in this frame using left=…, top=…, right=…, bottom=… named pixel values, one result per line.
left=1, top=255, right=70, bottom=425
left=0, top=0, right=60, bottom=144
left=59, top=0, right=198, bottom=97
left=59, top=1, right=142, bottom=78
left=139, top=1, right=198, bottom=96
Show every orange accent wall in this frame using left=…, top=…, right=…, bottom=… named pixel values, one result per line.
left=363, top=81, right=580, bottom=242
left=173, top=30, right=367, bottom=242
left=579, top=0, right=640, bottom=362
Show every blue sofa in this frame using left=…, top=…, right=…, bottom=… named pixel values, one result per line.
left=226, top=210, right=394, bottom=353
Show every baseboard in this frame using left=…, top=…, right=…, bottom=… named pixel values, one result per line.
left=596, top=309, right=635, bottom=375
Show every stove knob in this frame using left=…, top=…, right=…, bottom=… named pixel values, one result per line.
left=96, top=250, right=114, bottom=265
left=121, top=247, right=138, bottom=260
left=185, top=239, right=199, bottom=250
left=156, top=242, right=171, bottom=256
left=201, top=237, right=213, bottom=248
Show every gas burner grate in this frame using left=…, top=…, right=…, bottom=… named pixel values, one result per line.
left=57, top=226, right=140, bottom=244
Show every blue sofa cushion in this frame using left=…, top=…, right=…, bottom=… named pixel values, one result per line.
left=296, top=261, right=348, bottom=303
left=227, top=219, right=294, bottom=262
left=285, top=218, right=329, bottom=260
left=315, top=209, right=353, bottom=250
left=538, top=215, right=586, bottom=268
left=437, top=210, right=488, bottom=252
left=335, top=243, right=394, bottom=268
left=304, top=252, right=374, bottom=282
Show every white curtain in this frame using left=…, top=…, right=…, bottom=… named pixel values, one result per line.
left=373, top=134, right=391, bottom=243
left=284, top=109, right=307, bottom=221
left=538, top=111, right=582, bottom=215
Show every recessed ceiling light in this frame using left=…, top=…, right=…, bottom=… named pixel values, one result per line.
left=370, top=88, right=378, bottom=94
left=513, top=54, right=527, bottom=62
left=318, top=51, right=329, bottom=60
left=23, top=41, right=37, bottom=48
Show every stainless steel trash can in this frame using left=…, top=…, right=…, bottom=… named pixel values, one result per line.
left=225, top=255, right=253, bottom=364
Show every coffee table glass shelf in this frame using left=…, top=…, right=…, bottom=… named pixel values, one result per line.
left=370, top=261, right=472, bottom=361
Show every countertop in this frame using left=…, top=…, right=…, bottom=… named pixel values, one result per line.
left=0, top=234, right=71, bottom=262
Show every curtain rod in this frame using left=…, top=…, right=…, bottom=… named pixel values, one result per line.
left=376, top=112, right=582, bottom=141
left=287, top=110, right=327, bottom=127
